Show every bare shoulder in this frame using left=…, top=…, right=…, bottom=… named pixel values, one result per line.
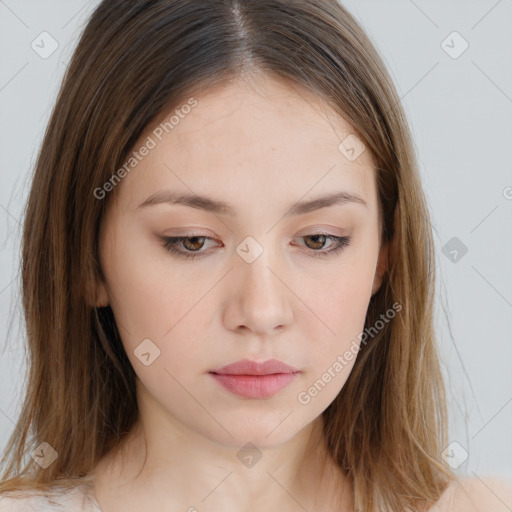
left=429, top=475, right=512, bottom=512
left=0, top=482, right=100, bottom=511
left=0, top=492, right=39, bottom=511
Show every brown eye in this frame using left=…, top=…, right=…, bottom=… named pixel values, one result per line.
left=295, top=234, right=351, bottom=259
left=162, top=235, right=217, bottom=260
left=181, top=236, right=206, bottom=251
left=303, top=234, right=329, bottom=250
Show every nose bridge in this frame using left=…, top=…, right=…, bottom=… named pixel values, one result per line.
left=224, top=234, right=293, bottom=334
left=243, top=248, right=279, bottom=295
left=239, top=235, right=283, bottom=304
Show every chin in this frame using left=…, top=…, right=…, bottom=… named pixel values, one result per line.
left=198, top=412, right=309, bottom=451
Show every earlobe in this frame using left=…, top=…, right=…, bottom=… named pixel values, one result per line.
left=95, top=280, right=109, bottom=308
left=85, top=273, right=110, bottom=309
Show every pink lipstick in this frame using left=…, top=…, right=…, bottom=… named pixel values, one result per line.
left=209, top=358, right=300, bottom=399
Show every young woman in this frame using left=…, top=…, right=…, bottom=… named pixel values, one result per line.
left=1, top=1, right=511, bottom=511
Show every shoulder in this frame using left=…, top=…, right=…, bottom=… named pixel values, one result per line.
left=0, top=482, right=101, bottom=511
left=0, top=491, right=46, bottom=511
left=429, top=475, right=512, bottom=512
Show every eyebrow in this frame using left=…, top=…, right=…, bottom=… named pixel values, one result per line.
left=137, top=190, right=367, bottom=216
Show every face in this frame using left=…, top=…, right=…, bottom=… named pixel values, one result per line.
left=96, top=73, right=388, bottom=450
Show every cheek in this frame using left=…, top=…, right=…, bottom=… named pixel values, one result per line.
left=292, top=268, right=374, bottom=412
left=104, top=227, right=196, bottom=329
left=303, top=254, right=375, bottom=334
left=103, top=233, right=215, bottom=373
left=102, top=241, right=213, bottom=424
left=296, top=255, right=376, bottom=387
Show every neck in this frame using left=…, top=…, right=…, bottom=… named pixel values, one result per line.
left=92, top=388, right=352, bottom=511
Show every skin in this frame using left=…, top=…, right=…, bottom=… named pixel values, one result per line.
left=91, top=71, right=502, bottom=512
left=430, top=477, right=512, bottom=512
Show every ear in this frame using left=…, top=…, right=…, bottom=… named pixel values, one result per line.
left=371, top=240, right=389, bottom=296
left=88, top=220, right=111, bottom=309
left=95, top=278, right=110, bottom=308
left=371, top=203, right=398, bottom=297
left=84, top=271, right=110, bottom=308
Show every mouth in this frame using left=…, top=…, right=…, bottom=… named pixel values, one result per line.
left=209, top=358, right=301, bottom=399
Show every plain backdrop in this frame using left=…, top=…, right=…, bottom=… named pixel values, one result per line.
left=0, top=0, right=511, bottom=480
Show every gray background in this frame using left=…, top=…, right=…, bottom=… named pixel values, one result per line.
left=0, top=0, right=511, bottom=480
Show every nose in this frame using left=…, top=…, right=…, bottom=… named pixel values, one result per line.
left=222, top=247, right=294, bottom=337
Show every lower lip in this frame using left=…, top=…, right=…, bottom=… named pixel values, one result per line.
left=209, top=372, right=299, bottom=398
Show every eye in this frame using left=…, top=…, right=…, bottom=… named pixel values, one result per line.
left=161, top=233, right=351, bottom=260
left=294, top=234, right=351, bottom=258
left=161, top=235, right=217, bottom=260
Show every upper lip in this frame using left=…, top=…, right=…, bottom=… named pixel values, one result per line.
left=210, top=358, right=300, bottom=376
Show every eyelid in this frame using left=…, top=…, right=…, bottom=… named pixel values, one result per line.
left=296, top=225, right=349, bottom=237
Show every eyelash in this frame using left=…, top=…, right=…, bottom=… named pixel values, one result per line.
left=161, top=234, right=351, bottom=260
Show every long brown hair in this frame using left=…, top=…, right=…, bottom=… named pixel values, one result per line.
left=0, top=1, right=456, bottom=510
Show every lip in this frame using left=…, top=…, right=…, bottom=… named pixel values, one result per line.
left=211, top=358, right=300, bottom=376
left=209, top=359, right=301, bottom=399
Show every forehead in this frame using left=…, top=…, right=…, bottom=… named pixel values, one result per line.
left=118, top=74, right=376, bottom=211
